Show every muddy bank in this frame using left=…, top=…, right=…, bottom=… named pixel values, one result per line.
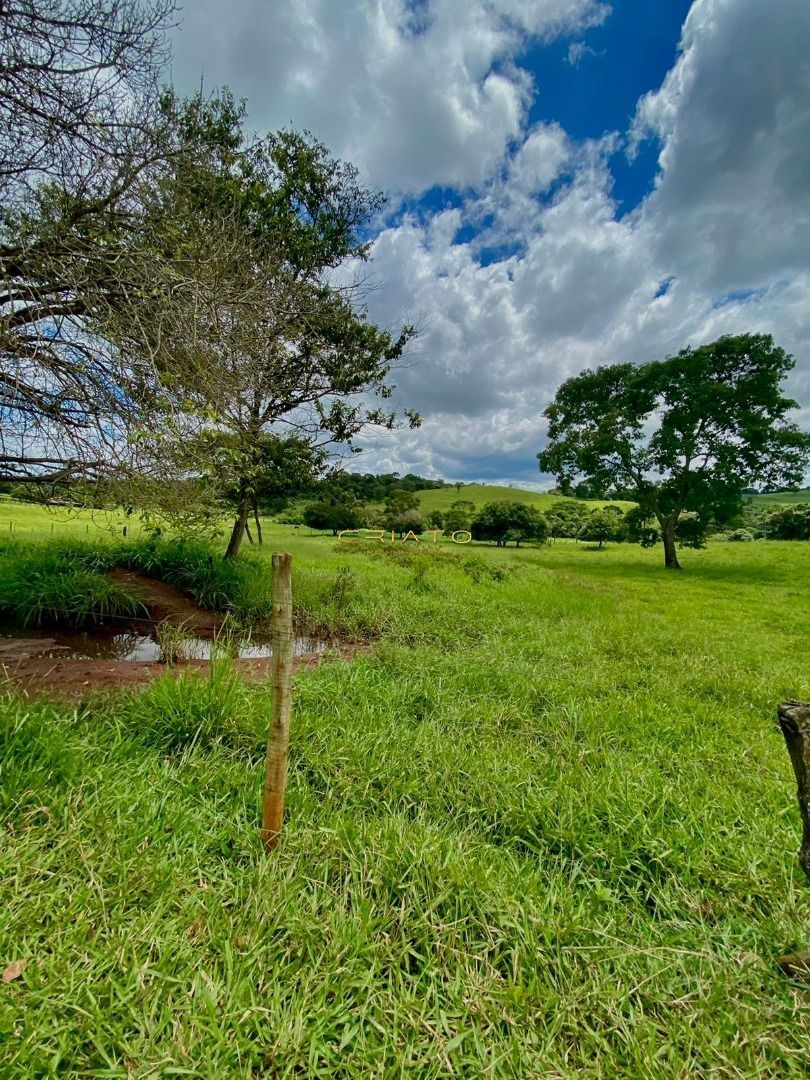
left=108, top=568, right=225, bottom=636
left=0, top=569, right=364, bottom=699
left=0, top=646, right=366, bottom=699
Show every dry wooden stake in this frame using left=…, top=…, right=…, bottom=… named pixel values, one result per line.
left=777, top=700, right=810, bottom=883
left=261, top=552, right=294, bottom=851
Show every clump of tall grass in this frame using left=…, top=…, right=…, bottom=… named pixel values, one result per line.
left=0, top=541, right=145, bottom=628
left=116, top=536, right=272, bottom=620
left=115, top=658, right=265, bottom=753
left=0, top=535, right=273, bottom=628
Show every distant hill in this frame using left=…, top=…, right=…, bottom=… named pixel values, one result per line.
left=747, top=490, right=810, bottom=507
left=376, top=484, right=634, bottom=514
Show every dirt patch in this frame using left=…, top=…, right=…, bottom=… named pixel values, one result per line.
left=108, top=569, right=224, bottom=635
left=1, top=646, right=367, bottom=700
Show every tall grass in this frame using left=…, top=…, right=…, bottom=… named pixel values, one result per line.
left=0, top=541, right=145, bottom=628
left=0, top=535, right=273, bottom=628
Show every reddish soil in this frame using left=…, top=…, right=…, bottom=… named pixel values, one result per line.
left=1, top=648, right=363, bottom=700
left=1, top=570, right=365, bottom=699
left=107, top=569, right=224, bottom=635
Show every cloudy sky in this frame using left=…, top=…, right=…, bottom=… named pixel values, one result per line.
left=170, top=0, right=810, bottom=487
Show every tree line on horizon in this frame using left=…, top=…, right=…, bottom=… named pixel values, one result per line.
left=298, top=487, right=810, bottom=554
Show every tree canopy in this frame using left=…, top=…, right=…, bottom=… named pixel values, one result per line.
left=471, top=501, right=547, bottom=547
left=117, top=91, right=417, bottom=556
left=539, top=334, right=809, bottom=568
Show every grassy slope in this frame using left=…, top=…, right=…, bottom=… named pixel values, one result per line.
left=748, top=490, right=810, bottom=507
left=0, top=500, right=137, bottom=542
left=1, top=519, right=809, bottom=1075
left=376, top=483, right=634, bottom=514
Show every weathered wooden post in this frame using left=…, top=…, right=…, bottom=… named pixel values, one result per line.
left=261, top=552, right=294, bottom=851
left=777, top=701, right=810, bottom=883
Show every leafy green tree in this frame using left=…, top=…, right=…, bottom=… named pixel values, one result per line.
left=573, top=479, right=606, bottom=500
left=384, top=488, right=420, bottom=514
left=381, top=488, right=420, bottom=530
left=380, top=490, right=423, bottom=536
left=386, top=508, right=424, bottom=537
left=578, top=508, right=624, bottom=548
left=115, top=91, right=417, bottom=557
left=547, top=500, right=591, bottom=539
left=539, top=334, right=809, bottom=569
left=544, top=512, right=564, bottom=540
left=471, top=501, right=546, bottom=547
left=623, top=506, right=659, bottom=548
left=673, top=510, right=706, bottom=549
left=443, top=500, right=475, bottom=532
left=425, top=510, right=445, bottom=529
left=760, top=503, right=810, bottom=540
left=210, top=434, right=327, bottom=544
left=625, top=506, right=706, bottom=550
left=303, top=498, right=364, bottom=536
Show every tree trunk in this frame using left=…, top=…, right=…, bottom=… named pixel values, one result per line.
left=253, top=503, right=263, bottom=545
left=662, top=518, right=681, bottom=570
left=225, top=494, right=250, bottom=559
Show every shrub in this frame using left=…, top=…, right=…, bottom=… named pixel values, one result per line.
left=727, top=528, right=755, bottom=542
left=759, top=503, right=810, bottom=540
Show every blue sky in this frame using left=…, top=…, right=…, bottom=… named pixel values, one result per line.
left=170, top=0, right=810, bottom=486
left=524, top=0, right=693, bottom=213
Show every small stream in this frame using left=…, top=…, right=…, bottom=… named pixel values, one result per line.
left=0, top=626, right=328, bottom=662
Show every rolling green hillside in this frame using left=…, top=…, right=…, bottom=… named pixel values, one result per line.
left=388, top=483, right=634, bottom=514
left=747, top=490, right=810, bottom=507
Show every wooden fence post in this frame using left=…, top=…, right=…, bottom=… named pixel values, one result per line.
left=261, top=552, right=294, bottom=851
left=777, top=701, right=810, bottom=883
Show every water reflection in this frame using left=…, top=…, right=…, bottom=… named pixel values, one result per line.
left=0, top=627, right=328, bottom=662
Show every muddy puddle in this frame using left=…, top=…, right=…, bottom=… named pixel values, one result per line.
left=0, top=626, right=328, bottom=663
left=0, top=569, right=359, bottom=698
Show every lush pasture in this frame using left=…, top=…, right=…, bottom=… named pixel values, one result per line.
left=0, top=500, right=138, bottom=542
left=1, top=511, right=809, bottom=1076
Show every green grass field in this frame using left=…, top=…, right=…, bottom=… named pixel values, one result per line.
left=1, top=505, right=809, bottom=1075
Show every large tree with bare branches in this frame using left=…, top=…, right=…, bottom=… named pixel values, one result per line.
left=0, top=0, right=176, bottom=486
